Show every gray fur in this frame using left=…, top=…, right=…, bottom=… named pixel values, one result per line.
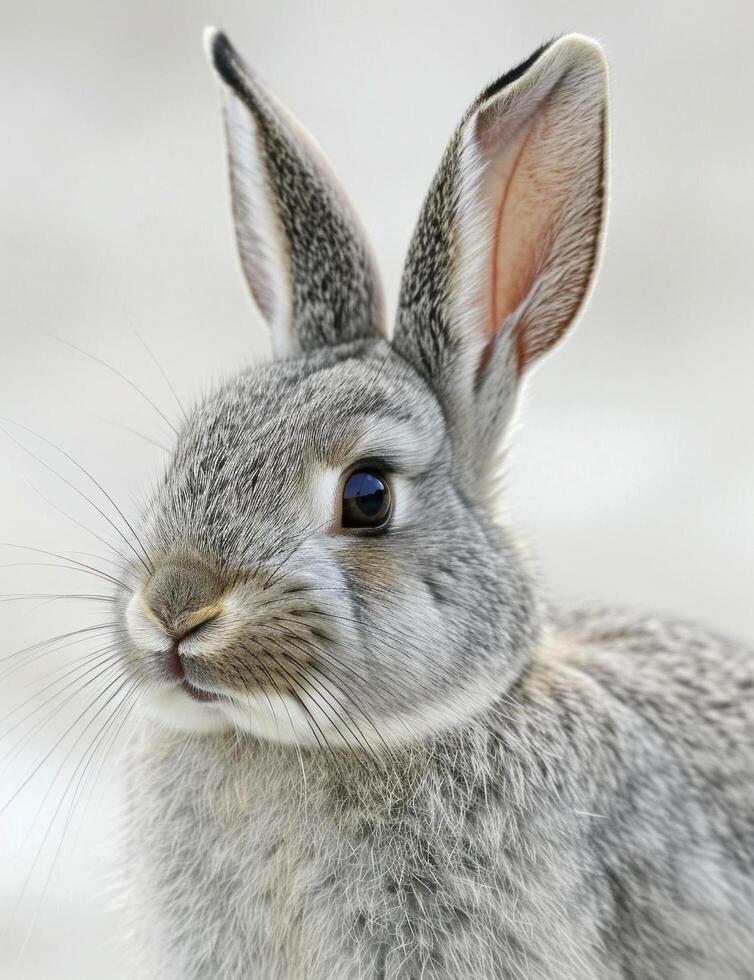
left=116, top=29, right=754, bottom=979
left=209, top=30, right=384, bottom=355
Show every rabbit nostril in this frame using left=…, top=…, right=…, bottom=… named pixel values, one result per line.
left=166, top=640, right=185, bottom=681
left=176, top=602, right=224, bottom=637
left=139, top=590, right=224, bottom=640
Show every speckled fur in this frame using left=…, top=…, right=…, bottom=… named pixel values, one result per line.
left=119, top=31, right=754, bottom=979
left=127, top=609, right=754, bottom=979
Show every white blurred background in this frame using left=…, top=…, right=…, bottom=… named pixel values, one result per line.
left=1, top=0, right=753, bottom=976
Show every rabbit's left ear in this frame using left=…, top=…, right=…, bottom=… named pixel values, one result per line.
left=205, top=29, right=385, bottom=357
left=393, top=35, right=608, bottom=465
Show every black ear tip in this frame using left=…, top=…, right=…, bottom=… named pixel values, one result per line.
left=203, top=26, right=243, bottom=87
left=477, top=38, right=555, bottom=104
left=203, top=25, right=225, bottom=61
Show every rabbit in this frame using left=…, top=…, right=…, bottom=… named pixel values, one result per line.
left=118, top=27, right=754, bottom=980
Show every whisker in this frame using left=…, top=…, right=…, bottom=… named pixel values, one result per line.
left=10, top=677, right=141, bottom=951
left=1, top=645, right=123, bottom=731
left=275, top=584, right=348, bottom=596
left=0, top=658, right=125, bottom=788
left=370, top=343, right=395, bottom=387
left=259, top=608, right=433, bottom=744
left=264, top=656, right=356, bottom=774
left=263, top=613, right=373, bottom=687
left=26, top=676, right=140, bottom=857
left=65, top=677, right=144, bottom=853
left=260, top=517, right=334, bottom=591
left=1, top=630, right=123, bottom=689
left=0, top=420, right=153, bottom=577
left=47, top=333, right=179, bottom=436
left=264, top=634, right=380, bottom=765
left=264, top=601, right=437, bottom=699
left=287, top=607, right=444, bottom=699
left=134, top=330, right=188, bottom=424
left=270, top=626, right=395, bottom=765
left=242, top=653, right=329, bottom=762
left=15, top=480, right=139, bottom=573
left=0, top=593, right=115, bottom=603
left=245, top=666, right=281, bottom=738
left=0, top=555, right=132, bottom=594
left=95, top=416, right=170, bottom=453
left=0, top=622, right=116, bottom=671
left=235, top=657, right=283, bottom=738
left=8, top=416, right=154, bottom=573
left=239, top=658, right=311, bottom=801
left=67, top=549, right=134, bottom=572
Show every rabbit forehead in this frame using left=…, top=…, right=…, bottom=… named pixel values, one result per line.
left=150, top=349, right=445, bottom=557
left=185, top=350, right=444, bottom=465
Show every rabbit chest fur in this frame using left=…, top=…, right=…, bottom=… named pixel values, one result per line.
left=127, top=610, right=754, bottom=980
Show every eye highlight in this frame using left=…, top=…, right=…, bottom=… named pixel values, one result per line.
left=341, top=469, right=392, bottom=531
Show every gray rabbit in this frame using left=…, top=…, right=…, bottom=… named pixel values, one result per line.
left=120, top=28, right=754, bottom=979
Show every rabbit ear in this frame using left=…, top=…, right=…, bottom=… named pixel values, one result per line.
left=393, top=35, right=608, bottom=464
left=205, top=29, right=385, bottom=356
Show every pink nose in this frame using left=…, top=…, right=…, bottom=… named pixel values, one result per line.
left=140, top=555, right=225, bottom=681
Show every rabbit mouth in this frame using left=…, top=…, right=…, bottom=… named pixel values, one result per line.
left=180, top=678, right=222, bottom=703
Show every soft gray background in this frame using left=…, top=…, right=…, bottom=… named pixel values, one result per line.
left=1, top=0, right=753, bottom=976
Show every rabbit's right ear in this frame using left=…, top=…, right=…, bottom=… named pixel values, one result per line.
left=393, top=36, right=608, bottom=470
left=205, top=29, right=385, bottom=357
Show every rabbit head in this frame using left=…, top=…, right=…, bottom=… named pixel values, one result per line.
left=121, top=30, right=608, bottom=747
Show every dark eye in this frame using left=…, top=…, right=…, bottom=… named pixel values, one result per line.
left=341, top=469, right=392, bottom=531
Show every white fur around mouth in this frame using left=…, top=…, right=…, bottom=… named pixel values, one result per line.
left=138, top=674, right=369, bottom=747
left=139, top=682, right=231, bottom=735
left=180, top=679, right=223, bottom=704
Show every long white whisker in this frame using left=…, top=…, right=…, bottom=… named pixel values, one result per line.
left=0, top=418, right=153, bottom=576
left=46, top=333, right=179, bottom=437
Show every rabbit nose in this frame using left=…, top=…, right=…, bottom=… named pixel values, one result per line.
left=140, top=556, right=224, bottom=640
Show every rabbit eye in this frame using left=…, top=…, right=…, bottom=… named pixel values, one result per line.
left=341, top=469, right=392, bottom=531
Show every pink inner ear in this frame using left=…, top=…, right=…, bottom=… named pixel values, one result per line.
left=489, top=123, right=541, bottom=333
left=472, top=65, right=604, bottom=376
left=484, top=103, right=570, bottom=367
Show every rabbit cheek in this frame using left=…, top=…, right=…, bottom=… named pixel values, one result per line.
left=337, top=537, right=402, bottom=596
